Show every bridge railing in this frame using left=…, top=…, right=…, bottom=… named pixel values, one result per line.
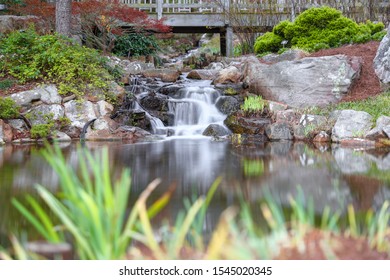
left=121, top=0, right=390, bottom=24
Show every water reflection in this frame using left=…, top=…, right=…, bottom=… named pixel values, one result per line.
left=0, top=140, right=389, bottom=244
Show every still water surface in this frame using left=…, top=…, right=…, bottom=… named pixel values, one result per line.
left=1, top=139, right=389, bottom=246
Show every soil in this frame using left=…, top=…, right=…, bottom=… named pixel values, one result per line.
left=308, top=41, right=382, bottom=102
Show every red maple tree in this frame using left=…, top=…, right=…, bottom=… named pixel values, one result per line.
left=8, top=0, right=170, bottom=53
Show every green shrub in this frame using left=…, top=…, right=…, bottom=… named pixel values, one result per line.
left=0, top=27, right=116, bottom=99
left=30, top=123, right=55, bottom=139
left=0, top=97, right=19, bottom=119
left=0, top=79, right=14, bottom=90
left=254, top=32, right=283, bottom=54
left=113, top=33, right=159, bottom=57
left=254, top=6, right=385, bottom=55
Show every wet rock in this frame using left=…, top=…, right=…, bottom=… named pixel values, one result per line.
left=224, top=112, right=271, bottom=135
left=202, top=124, right=231, bottom=137
left=64, top=100, right=97, bottom=129
left=142, top=69, right=181, bottom=83
left=261, top=49, right=307, bottom=64
left=159, top=84, right=184, bottom=95
left=366, top=116, right=390, bottom=140
left=374, top=25, right=390, bottom=84
left=214, top=83, right=244, bottom=95
left=313, top=131, right=331, bottom=142
left=186, top=69, right=219, bottom=80
left=26, top=104, right=65, bottom=126
left=139, top=93, right=169, bottom=112
left=215, top=96, right=240, bottom=115
left=213, top=66, right=242, bottom=84
left=266, top=122, right=293, bottom=140
left=244, top=55, right=362, bottom=108
left=331, top=110, right=373, bottom=142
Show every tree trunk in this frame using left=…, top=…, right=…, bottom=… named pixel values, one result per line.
left=56, top=0, right=72, bottom=37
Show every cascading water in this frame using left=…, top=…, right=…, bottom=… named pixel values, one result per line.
left=167, top=85, right=227, bottom=137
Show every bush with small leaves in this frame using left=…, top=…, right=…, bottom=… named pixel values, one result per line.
left=0, top=97, right=19, bottom=119
left=254, top=7, right=385, bottom=55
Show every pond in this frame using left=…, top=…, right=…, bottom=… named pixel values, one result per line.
left=1, top=138, right=389, bottom=247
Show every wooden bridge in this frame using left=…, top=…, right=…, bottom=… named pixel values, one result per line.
left=121, top=0, right=390, bottom=56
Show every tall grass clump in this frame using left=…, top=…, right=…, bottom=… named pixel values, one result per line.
left=12, top=145, right=173, bottom=259
left=241, top=96, right=267, bottom=115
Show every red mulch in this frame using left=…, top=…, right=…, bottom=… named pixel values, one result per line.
left=309, top=41, right=382, bottom=102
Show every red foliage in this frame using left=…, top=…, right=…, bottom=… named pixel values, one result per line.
left=8, top=0, right=56, bottom=33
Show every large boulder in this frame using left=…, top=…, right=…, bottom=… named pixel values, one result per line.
left=186, top=69, right=219, bottom=80
left=365, top=116, right=390, bottom=140
left=64, top=100, right=97, bottom=129
left=142, top=69, right=181, bottom=83
left=202, top=124, right=231, bottom=137
left=9, top=85, right=62, bottom=108
left=260, top=49, right=307, bottom=64
left=331, top=110, right=374, bottom=142
left=26, top=104, right=65, bottom=126
left=215, top=96, right=240, bottom=115
left=244, top=55, right=362, bottom=108
left=374, top=25, right=390, bottom=84
left=265, top=122, right=293, bottom=140
left=213, top=66, right=242, bottom=84
left=224, top=112, right=271, bottom=135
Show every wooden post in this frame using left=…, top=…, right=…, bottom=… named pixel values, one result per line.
left=157, top=0, right=163, bottom=19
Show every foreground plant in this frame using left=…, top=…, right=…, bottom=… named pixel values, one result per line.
left=12, top=145, right=173, bottom=259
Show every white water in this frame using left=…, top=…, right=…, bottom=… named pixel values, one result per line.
left=167, top=86, right=226, bottom=137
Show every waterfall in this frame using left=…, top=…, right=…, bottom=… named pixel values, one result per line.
left=167, top=86, right=226, bottom=136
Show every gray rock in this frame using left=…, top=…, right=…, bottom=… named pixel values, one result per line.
left=202, top=124, right=231, bottom=137
left=215, top=96, right=240, bottom=115
left=266, top=122, right=293, bottom=140
left=213, top=66, right=242, bottom=84
left=268, top=101, right=288, bottom=113
left=53, top=131, right=71, bottom=142
left=224, top=113, right=271, bottom=135
left=64, top=100, right=97, bottom=129
left=8, top=119, right=28, bottom=131
left=26, top=104, right=65, bottom=126
left=186, top=69, right=219, bottom=80
left=142, top=69, right=181, bottom=83
left=331, top=110, right=374, bottom=142
left=261, top=49, right=307, bottom=64
left=374, top=26, right=390, bottom=84
left=39, top=85, right=62, bottom=104
left=366, top=115, right=390, bottom=140
left=384, top=125, right=390, bottom=138
left=207, top=62, right=225, bottom=71
left=244, top=55, right=362, bottom=108
left=9, top=89, right=41, bottom=107
left=96, top=100, right=114, bottom=117
left=275, top=109, right=297, bottom=124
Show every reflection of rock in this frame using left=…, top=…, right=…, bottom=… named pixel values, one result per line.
left=333, top=147, right=372, bottom=174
